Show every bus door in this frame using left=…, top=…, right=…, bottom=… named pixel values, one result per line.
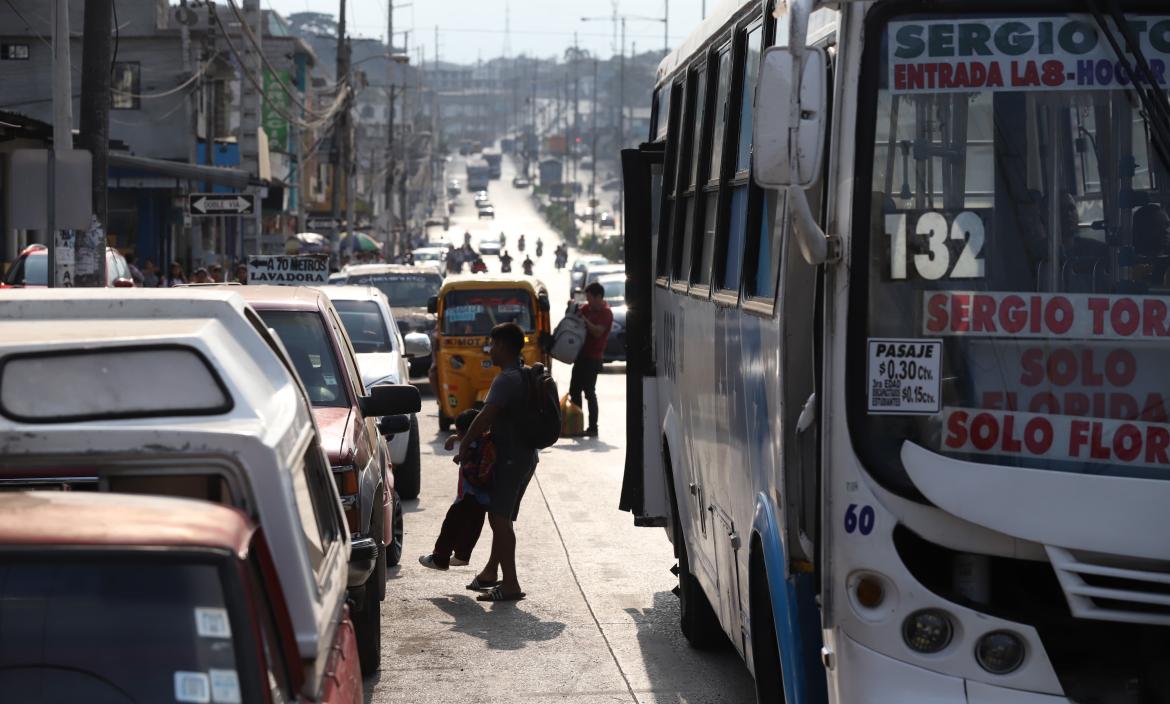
left=619, top=144, right=669, bottom=526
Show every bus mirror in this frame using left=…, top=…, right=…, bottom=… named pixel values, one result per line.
left=427, top=295, right=439, bottom=314
left=753, top=46, right=827, bottom=190
left=537, top=294, right=550, bottom=312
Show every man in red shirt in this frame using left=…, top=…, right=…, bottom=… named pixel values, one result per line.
left=569, top=281, right=614, bottom=437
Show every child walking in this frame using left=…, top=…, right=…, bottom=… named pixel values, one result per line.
left=418, top=408, right=493, bottom=570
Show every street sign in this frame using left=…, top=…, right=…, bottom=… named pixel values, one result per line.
left=305, top=217, right=342, bottom=231
left=187, top=193, right=256, bottom=216
left=247, top=254, right=329, bottom=285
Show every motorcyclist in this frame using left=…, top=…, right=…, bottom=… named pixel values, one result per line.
left=500, top=250, right=513, bottom=273
left=535, top=237, right=544, bottom=257
left=518, top=234, right=526, bottom=252
left=522, top=255, right=534, bottom=275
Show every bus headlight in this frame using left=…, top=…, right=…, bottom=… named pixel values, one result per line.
left=902, top=609, right=953, bottom=654
left=975, top=631, right=1025, bottom=674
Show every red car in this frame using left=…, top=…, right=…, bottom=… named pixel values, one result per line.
left=1, top=243, right=136, bottom=287
left=235, top=285, right=417, bottom=675
left=0, top=491, right=362, bottom=703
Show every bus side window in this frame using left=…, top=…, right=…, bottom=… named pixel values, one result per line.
left=658, top=79, right=687, bottom=279
left=692, top=43, right=733, bottom=288
left=717, top=24, right=764, bottom=295
left=673, top=64, right=708, bottom=282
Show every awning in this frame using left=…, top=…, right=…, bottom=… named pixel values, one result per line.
left=108, top=152, right=253, bottom=189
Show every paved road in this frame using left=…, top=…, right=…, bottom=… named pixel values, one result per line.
left=367, top=155, right=756, bottom=703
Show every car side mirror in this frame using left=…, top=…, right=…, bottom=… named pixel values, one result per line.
left=377, top=414, right=411, bottom=437
left=360, top=383, right=421, bottom=417
left=427, top=295, right=439, bottom=314
left=753, top=45, right=827, bottom=190
left=403, top=332, right=432, bottom=359
left=113, top=277, right=135, bottom=288
left=537, top=294, right=550, bottom=311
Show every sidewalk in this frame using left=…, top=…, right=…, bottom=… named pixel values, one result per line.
left=370, top=371, right=755, bottom=703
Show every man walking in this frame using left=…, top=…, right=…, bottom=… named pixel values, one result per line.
left=569, top=281, right=613, bottom=437
left=457, top=322, right=538, bottom=602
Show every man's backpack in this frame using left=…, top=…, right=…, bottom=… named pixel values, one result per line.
left=519, top=363, right=561, bottom=449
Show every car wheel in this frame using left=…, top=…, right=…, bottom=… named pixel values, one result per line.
left=354, top=580, right=382, bottom=675
left=396, top=416, right=421, bottom=500
left=386, top=494, right=404, bottom=567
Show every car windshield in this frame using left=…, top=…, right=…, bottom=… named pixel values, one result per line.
left=854, top=11, right=1170, bottom=495
left=598, top=277, right=626, bottom=304
left=0, top=557, right=245, bottom=703
left=5, top=252, right=46, bottom=286
left=258, top=310, right=349, bottom=407
left=348, top=273, right=441, bottom=308
left=441, top=288, right=535, bottom=334
left=333, top=300, right=395, bottom=354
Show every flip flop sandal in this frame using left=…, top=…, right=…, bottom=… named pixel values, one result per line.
left=418, top=554, right=449, bottom=571
left=465, top=576, right=501, bottom=591
left=476, top=586, right=526, bottom=602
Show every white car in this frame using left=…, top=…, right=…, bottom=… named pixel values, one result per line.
left=317, top=285, right=430, bottom=489
left=412, top=246, right=447, bottom=270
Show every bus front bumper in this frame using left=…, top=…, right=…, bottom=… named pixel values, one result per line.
left=830, top=634, right=1070, bottom=704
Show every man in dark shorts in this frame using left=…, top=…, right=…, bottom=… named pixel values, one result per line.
left=456, top=322, right=538, bottom=602
left=569, top=281, right=613, bottom=437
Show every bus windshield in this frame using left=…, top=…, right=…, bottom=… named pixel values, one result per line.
left=855, top=11, right=1170, bottom=495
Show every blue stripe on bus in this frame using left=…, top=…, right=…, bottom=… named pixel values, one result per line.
left=753, top=493, right=828, bottom=704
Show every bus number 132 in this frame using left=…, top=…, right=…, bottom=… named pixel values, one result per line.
left=885, top=211, right=986, bottom=281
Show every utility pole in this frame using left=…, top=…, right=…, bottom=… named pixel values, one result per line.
left=180, top=0, right=199, bottom=269
left=384, top=3, right=396, bottom=254
left=591, top=57, right=598, bottom=239
left=79, top=0, right=112, bottom=287
left=331, top=0, right=350, bottom=255
left=240, top=0, right=262, bottom=257
left=47, top=0, right=74, bottom=288
left=619, top=17, right=626, bottom=154
left=572, top=32, right=580, bottom=190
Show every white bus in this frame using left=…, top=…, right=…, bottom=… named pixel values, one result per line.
left=620, top=1, right=1170, bottom=702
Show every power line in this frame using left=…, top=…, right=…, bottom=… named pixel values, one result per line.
left=221, top=0, right=332, bottom=119
left=211, top=6, right=348, bottom=131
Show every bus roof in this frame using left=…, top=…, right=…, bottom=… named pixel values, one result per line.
left=438, top=275, right=548, bottom=297
left=656, top=0, right=756, bottom=83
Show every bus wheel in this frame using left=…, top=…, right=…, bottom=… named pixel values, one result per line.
left=751, top=552, right=785, bottom=703
left=671, top=493, right=723, bottom=649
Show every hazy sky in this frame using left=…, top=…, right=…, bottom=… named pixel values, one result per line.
left=264, top=0, right=707, bottom=63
